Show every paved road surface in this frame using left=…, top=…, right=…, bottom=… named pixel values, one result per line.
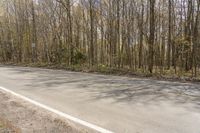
left=0, top=65, right=200, bottom=133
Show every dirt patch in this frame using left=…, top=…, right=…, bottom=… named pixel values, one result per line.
left=0, top=90, right=93, bottom=133
left=0, top=117, right=20, bottom=133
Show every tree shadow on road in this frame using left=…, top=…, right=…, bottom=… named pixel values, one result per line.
left=2, top=66, right=200, bottom=112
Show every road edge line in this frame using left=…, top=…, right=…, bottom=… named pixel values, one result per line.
left=0, top=86, right=113, bottom=133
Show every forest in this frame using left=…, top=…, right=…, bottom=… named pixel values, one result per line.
left=0, top=0, right=200, bottom=78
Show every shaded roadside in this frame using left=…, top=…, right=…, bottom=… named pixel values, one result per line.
left=1, top=63, right=200, bottom=84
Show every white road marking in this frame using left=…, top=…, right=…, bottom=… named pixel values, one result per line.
left=0, top=86, right=113, bottom=133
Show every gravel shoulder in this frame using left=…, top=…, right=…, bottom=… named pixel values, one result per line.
left=0, top=90, right=92, bottom=133
left=0, top=118, right=17, bottom=133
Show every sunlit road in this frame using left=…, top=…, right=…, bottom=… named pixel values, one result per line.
left=0, top=65, right=200, bottom=133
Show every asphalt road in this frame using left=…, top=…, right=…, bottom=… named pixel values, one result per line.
left=0, top=65, right=200, bottom=133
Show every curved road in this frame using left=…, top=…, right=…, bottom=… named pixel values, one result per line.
left=0, top=65, right=200, bottom=133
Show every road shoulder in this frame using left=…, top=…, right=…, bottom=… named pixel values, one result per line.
left=0, top=90, right=90, bottom=133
